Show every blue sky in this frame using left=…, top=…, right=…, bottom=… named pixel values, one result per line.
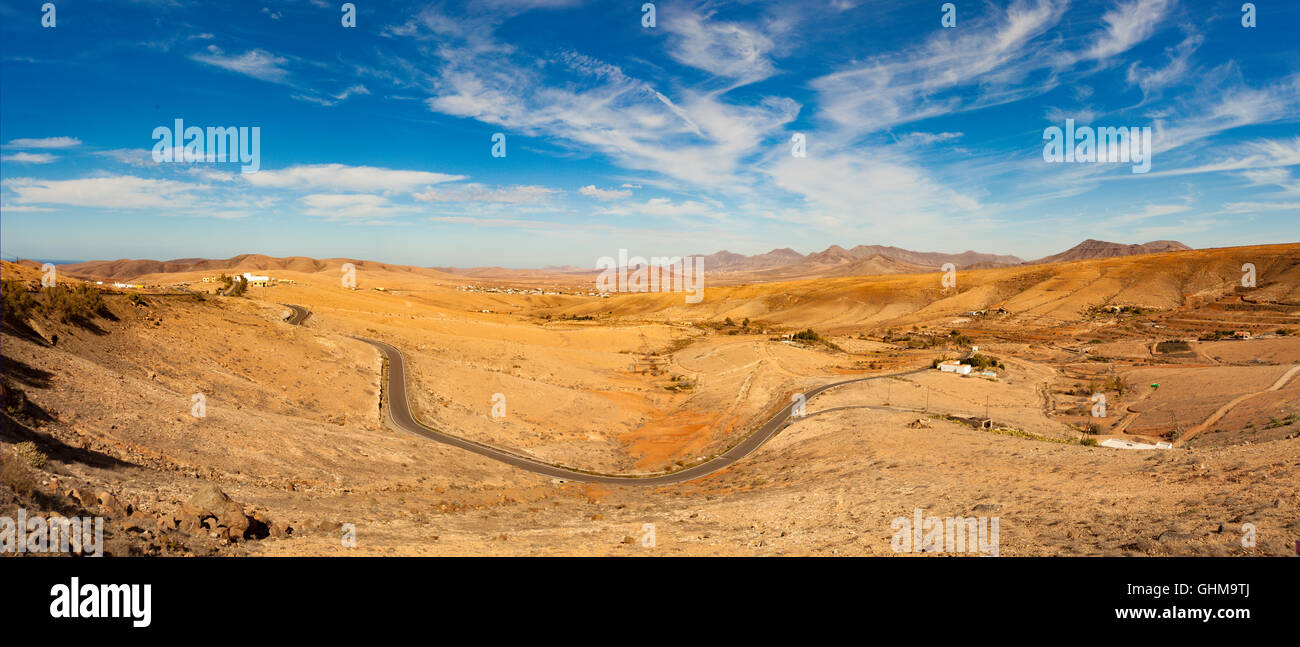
left=1, top=0, right=1298, bottom=267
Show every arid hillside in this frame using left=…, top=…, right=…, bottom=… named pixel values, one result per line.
left=3, top=244, right=1297, bottom=556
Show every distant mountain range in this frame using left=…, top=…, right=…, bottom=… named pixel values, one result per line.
left=48, top=253, right=459, bottom=282
left=694, top=239, right=1192, bottom=277
left=700, top=244, right=1024, bottom=276
left=1026, top=239, right=1192, bottom=264
left=28, top=239, right=1193, bottom=282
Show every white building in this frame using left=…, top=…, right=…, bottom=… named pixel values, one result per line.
left=938, top=360, right=972, bottom=375
left=241, top=272, right=271, bottom=287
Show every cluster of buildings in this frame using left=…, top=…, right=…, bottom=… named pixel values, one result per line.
left=962, top=307, right=1010, bottom=317
left=200, top=273, right=295, bottom=287
left=457, top=284, right=571, bottom=296
left=93, top=281, right=142, bottom=289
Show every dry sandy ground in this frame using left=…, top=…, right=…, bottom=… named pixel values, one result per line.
left=2, top=245, right=1298, bottom=556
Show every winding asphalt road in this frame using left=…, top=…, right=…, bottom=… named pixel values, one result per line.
left=284, top=304, right=925, bottom=485
left=283, top=304, right=310, bottom=325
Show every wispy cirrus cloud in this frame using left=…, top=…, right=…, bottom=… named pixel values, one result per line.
left=189, top=46, right=289, bottom=83
left=414, top=183, right=560, bottom=204
left=5, top=136, right=81, bottom=149
left=3, top=175, right=201, bottom=209
left=578, top=185, right=631, bottom=201
left=241, top=164, right=466, bottom=192
left=811, top=0, right=1067, bottom=138
left=1069, top=0, right=1175, bottom=66
left=1, top=152, right=58, bottom=164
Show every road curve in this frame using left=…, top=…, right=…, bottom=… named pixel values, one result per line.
left=354, top=334, right=927, bottom=485
left=283, top=304, right=310, bottom=325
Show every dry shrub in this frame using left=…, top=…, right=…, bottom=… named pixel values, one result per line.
left=1, top=448, right=38, bottom=496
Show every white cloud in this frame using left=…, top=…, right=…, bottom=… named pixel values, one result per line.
left=414, top=26, right=798, bottom=191
left=578, top=185, right=630, bottom=201
left=242, top=164, right=466, bottom=192
left=5, top=137, right=80, bottom=149
left=1126, top=32, right=1201, bottom=97
left=1219, top=201, right=1300, bottom=215
left=300, top=193, right=414, bottom=220
left=1139, top=137, right=1300, bottom=178
left=1074, top=0, right=1175, bottom=65
left=812, top=0, right=1065, bottom=137
left=1152, top=75, right=1300, bottom=153
left=598, top=197, right=726, bottom=221
left=428, top=215, right=560, bottom=229
left=765, top=150, right=981, bottom=229
left=660, top=9, right=777, bottom=85
left=413, top=183, right=559, bottom=204
left=333, top=84, right=370, bottom=101
left=1, top=152, right=58, bottom=164
left=3, top=175, right=203, bottom=209
left=190, top=47, right=290, bottom=83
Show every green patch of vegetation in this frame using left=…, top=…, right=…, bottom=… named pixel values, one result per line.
left=791, top=328, right=821, bottom=342
left=781, top=328, right=845, bottom=353
left=0, top=449, right=37, bottom=495
left=664, top=375, right=695, bottom=392
left=13, top=441, right=47, bottom=469
left=1101, top=375, right=1132, bottom=395
left=1, top=279, right=36, bottom=324
left=1086, top=304, right=1149, bottom=317
left=662, top=336, right=697, bottom=354
left=39, top=284, right=107, bottom=323
left=1276, top=328, right=1296, bottom=336
left=1155, top=340, right=1191, bottom=353
left=960, top=352, right=1004, bottom=371
left=1264, top=414, right=1299, bottom=429
left=127, top=292, right=149, bottom=307
left=986, top=425, right=1092, bottom=445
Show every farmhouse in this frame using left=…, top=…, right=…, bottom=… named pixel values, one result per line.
left=937, top=360, right=971, bottom=376
left=241, top=272, right=271, bottom=287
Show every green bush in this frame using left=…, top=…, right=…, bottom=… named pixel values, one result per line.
left=1, top=279, right=36, bottom=323
left=960, top=353, right=1003, bottom=371
left=792, top=328, right=822, bottom=342
left=13, top=441, right=46, bottom=469
left=1102, top=375, right=1131, bottom=395
left=39, top=283, right=106, bottom=322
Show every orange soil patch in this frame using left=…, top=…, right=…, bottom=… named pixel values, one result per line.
left=619, top=411, right=724, bottom=470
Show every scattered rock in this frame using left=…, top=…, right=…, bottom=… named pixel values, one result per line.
left=176, top=483, right=252, bottom=541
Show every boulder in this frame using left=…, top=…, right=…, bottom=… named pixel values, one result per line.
left=179, top=483, right=250, bottom=540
